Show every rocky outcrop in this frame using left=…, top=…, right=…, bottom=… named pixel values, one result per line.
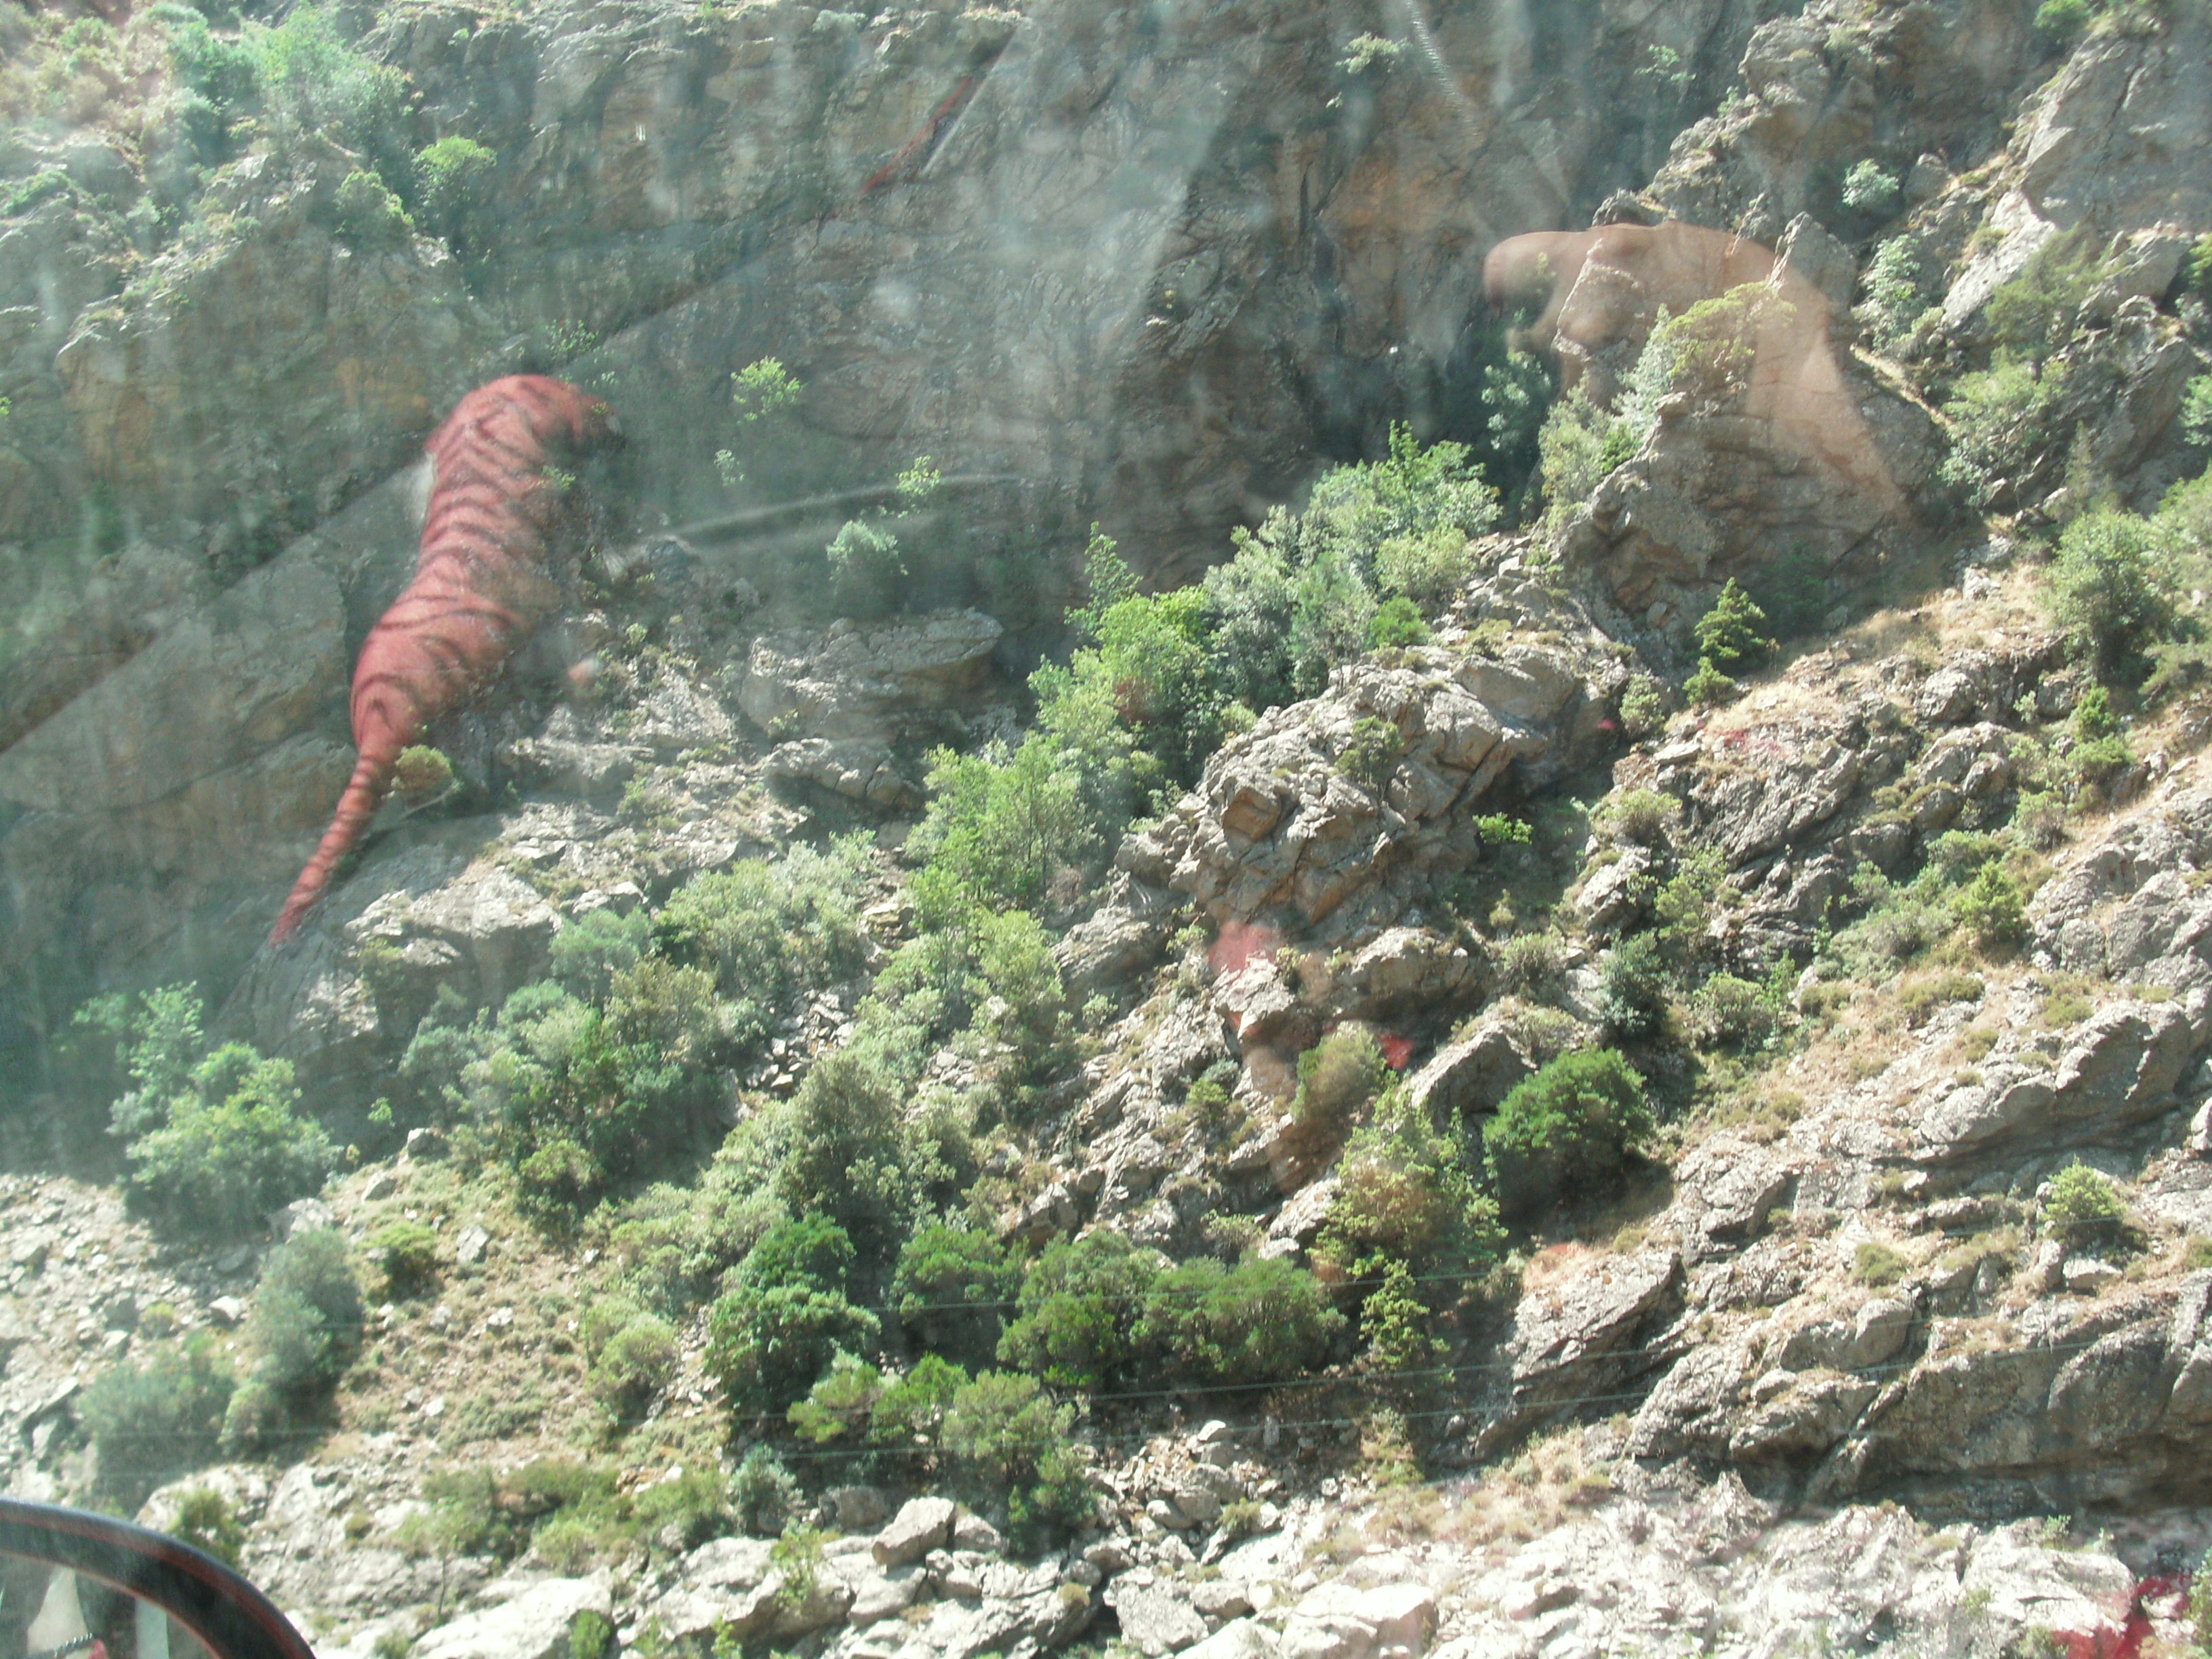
left=737, top=612, right=1005, bottom=741
left=1122, top=646, right=1592, bottom=939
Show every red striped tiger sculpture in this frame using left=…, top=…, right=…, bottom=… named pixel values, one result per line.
left=270, top=375, right=619, bottom=944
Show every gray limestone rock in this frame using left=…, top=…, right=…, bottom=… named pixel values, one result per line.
left=1108, top=1579, right=1210, bottom=1656
left=411, top=1576, right=613, bottom=1659
left=873, top=1496, right=958, bottom=1566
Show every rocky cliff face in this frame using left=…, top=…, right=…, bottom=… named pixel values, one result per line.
left=6, top=0, right=2212, bottom=1656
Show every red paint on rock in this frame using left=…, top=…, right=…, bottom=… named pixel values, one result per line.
left=1210, top=920, right=1280, bottom=978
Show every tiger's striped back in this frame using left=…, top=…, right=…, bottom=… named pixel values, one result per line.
left=270, top=375, right=617, bottom=944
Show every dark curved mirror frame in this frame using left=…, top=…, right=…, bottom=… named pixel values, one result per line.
left=0, top=1501, right=313, bottom=1659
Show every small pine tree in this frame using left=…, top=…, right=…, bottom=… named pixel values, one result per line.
left=1693, top=579, right=1775, bottom=673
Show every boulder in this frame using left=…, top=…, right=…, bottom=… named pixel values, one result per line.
left=872, top=1496, right=957, bottom=1566
left=738, top=611, right=1003, bottom=740
left=1406, top=1021, right=1530, bottom=1124
left=1107, top=1579, right=1209, bottom=1656
left=1181, top=1621, right=1279, bottom=1659
left=411, top=1577, right=612, bottom=1659
left=1279, top=1583, right=1435, bottom=1659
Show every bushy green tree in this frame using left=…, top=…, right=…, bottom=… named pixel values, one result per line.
left=941, top=1370, right=1094, bottom=1546
left=1291, top=1028, right=1389, bottom=1136
left=1132, top=1256, right=1344, bottom=1389
left=123, top=1042, right=335, bottom=1237
left=368, top=1220, right=441, bottom=1298
left=457, top=964, right=721, bottom=1214
left=1693, top=579, right=1774, bottom=676
left=2044, top=1161, right=2128, bottom=1254
left=705, top=1214, right=880, bottom=1418
left=82, top=1336, right=236, bottom=1509
left=659, top=839, right=871, bottom=1010
left=224, top=1229, right=363, bottom=1456
left=548, top=907, right=653, bottom=1002
left=1857, top=236, right=1927, bottom=351
left=909, top=738, right=1097, bottom=921
left=414, top=136, right=495, bottom=243
left=1483, top=1050, right=1654, bottom=1222
left=998, top=1230, right=1162, bottom=1390
left=895, top=1225, right=1023, bottom=1368
left=1317, top=1085, right=1502, bottom=1285
left=588, top=1314, right=678, bottom=1421
left=1939, top=358, right=2067, bottom=508
left=2049, top=506, right=2171, bottom=681
left=1598, top=933, right=1670, bottom=1042
left=827, top=518, right=907, bottom=617
left=767, top=1043, right=916, bottom=1261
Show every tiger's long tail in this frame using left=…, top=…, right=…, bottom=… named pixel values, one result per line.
left=268, top=743, right=400, bottom=944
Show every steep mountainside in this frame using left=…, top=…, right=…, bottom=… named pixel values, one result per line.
left=5, top=1, right=2212, bottom=1658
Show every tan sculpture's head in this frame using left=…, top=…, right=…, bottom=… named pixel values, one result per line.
left=1483, top=220, right=1899, bottom=516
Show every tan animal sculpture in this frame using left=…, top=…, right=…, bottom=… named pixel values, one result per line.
left=1483, top=222, right=1900, bottom=515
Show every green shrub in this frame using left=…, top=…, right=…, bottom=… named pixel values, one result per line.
left=414, top=134, right=495, bottom=241
left=1685, top=658, right=1736, bottom=705
left=1132, top=1256, right=1345, bottom=1388
left=2034, top=0, right=2093, bottom=42
left=998, top=1230, right=1162, bottom=1391
left=1694, top=580, right=1774, bottom=676
left=1858, top=236, right=1928, bottom=351
left=459, top=966, right=721, bottom=1214
left=1500, top=931, right=1565, bottom=994
left=2049, top=508, right=2172, bottom=680
left=1291, top=1028, right=1389, bottom=1136
left=1358, top=1259, right=1445, bottom=1373
left=1336, top=716, right=1406, bottom=794
left=170, top=1487, right=245, bottom=1566
left=941, top=1370, right=1094, bottom=1547
left=1952, top=863, right=2028, bottom=949
left=81, top=1337, right=236, bottom=1509
left=332, top=166, right=413, bottom=247
left=1853, top=1240, right=1906, bottom=1286
left=247, top=1229, right=364, bottom=1395
left=123, top=1040, right=336, bottom=1237
left=1840, top=160, right=1900, bottom=214
left=547, top=907, right=653, bottom=1002
left=825, top=517, right=906, bottom=617
left=2044, top=1161, right=2127, bottom=1253
left=869, top=1352, right=969, bottom=1452
left=1605, top=790, right=1677, bottom=848
left=1374, top=530, right=1470, bottom=611
left=1687, top=972, right=1781, bottom=1052
left=1536, top=387, right=1615, bottom=532
left=909, top=738, right=1099, bottom=920
left=1618, top=676, right=1668, bottom=738
left=391, top=744, right=453, bottom=804
left=704, top=1214, right=880, bottom=1418
left=894, top=1225, right=1022, bottom=1369
left=1986, top=225, right=2104, bottom=365
left=660, top=840, right=869, bottom=1011
left=1317, top=1086, right=1502, bottom=1284
left=1479, top=348, right=1555, bottom=491
left=1367, top=594, right=1431, bottom=649
left=588, top=1315, right=678, bottom=1420
left=1599, top=933, right=1670, bottom=1042
left=786, top=1351, right=885, bottom=1446
left=369, top=1221, right=441, bottom=1298
left=2066, top=684, right=2137, bottom=792
left=731, top=1446, right=799, bottom=1536
left=766, top=1043, right=916, bottom=1260
left=1484, top=1050, right=1654, bottom=1222
left=1938, top=357, right=2066, bottom=508
left=222, top=1229, right=363, bottom=1457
